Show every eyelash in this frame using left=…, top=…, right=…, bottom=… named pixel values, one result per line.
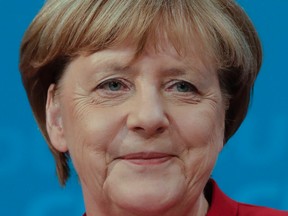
left=95, top=78, right=199, bottom=97
left=96, top=78, right=130, bottom=92
left=166, top=80, right=198, bottom=94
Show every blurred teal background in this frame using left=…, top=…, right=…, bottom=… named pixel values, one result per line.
left=0, top=0, right=287, bottom=215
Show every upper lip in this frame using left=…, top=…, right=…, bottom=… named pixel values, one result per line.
left=116, top=152, right=175, bottom=160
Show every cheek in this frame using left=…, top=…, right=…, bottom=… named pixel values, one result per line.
left=173, top=104, right=225, bottom=150
left=61, top=101, right=126, bottom=187
left=172, top=104, right=225, bottom=182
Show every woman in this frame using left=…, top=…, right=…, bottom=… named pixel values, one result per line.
left=19, top=0, right=288, bottom=215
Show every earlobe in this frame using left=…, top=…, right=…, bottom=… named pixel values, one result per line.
left=46, top=84, right=68, bottom=153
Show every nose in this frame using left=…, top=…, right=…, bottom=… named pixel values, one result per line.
left=126, top=88, right=169, bottom=137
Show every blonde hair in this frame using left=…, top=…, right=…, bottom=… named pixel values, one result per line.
left=20, top=0, right=262, bottom=185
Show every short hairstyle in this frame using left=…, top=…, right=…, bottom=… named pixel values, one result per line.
left=19, top=0, right=262, bottom=185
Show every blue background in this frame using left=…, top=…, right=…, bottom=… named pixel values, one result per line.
left=0, top=0, right=287, bottom=215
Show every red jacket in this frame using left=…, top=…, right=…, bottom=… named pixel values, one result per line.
left=206, top=179, right=288, bottom=216
left=83, top=180, right=288, bottom=216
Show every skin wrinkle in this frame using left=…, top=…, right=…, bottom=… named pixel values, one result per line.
left=62, top=46, right=215, bottom=107
left=19, top=0, right=262, bottom=214
left=49, top=41, right=225, bottom=216
left=181, top=139, right=219, bottom=215
left=74, top=95, right=139, bottom=194
left=63, top=87, right=112, bottom=191
left=78, top=142, right=107, bottom=202
left=175, top=85, right=225, bottom=201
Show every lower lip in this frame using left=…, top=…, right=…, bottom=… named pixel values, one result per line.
left=123, top=157, right=172, bottom=165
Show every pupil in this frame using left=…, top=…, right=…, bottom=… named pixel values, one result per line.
left=109, top=82, right=121, bottom=91
left=177, top=83, right=189, bottom=92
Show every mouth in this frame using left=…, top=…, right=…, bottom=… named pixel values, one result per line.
left=116, top=152, right=175, bottom=165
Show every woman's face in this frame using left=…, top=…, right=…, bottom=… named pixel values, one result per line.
left=47, top=42, right=226, bottom=215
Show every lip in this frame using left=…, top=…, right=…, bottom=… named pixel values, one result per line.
left=117, top=152, right=174, bottom=165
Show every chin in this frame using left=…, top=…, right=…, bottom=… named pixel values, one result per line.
left=105, top=177, right=187, bottom=215
left=111, top=191, right=181, bottom=215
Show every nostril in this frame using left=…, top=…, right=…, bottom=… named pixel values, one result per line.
left=156, top=127, right=165, bottom=133
left=126, top=101, right=169, bottom=136
left=134, top=126, right=144, bottom=131
left=132, top=125, right=166, bottom=136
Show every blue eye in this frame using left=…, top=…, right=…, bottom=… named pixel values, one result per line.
left=97, top=79, right=129, bottom=92
left=107, top=81, right=122, bottom=91
left=174, top=81, right=197, bottom=93
left=176, top=82, right=190, bottom=92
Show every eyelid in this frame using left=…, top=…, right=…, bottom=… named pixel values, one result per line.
left=95, top=77, right=131, bottom=91
left=166, top=79, right=199, bottom=93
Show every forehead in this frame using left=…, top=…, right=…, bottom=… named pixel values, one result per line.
left=62, top=40, right=217, bottom=90
left=115, top=25, right=214, bottom=63
left=88, top=30, right=216, bottom=72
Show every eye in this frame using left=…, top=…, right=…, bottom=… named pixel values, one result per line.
left=168, top=80, right=198, bottom=93
left=175, top=82, right=194, bottom=92
left=106, top=81, right=122, bottom=91
left=97, top=79, right=129, bottom=92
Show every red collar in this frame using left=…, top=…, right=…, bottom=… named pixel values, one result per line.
left=206, top=179, right=238, bottom=216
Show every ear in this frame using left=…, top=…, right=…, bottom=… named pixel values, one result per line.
left=218, top=141, right=224, bottom=153
left=46, top=84, right=68, bottom=152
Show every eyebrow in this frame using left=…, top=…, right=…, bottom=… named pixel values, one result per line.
left=93, top=61, right=132, bottom=73
left=164, top=66, right=207, bottom=81
left=112, top=64, right=131, bottom=73
left=110, top=66, right=189, bottom=78
left=91, top=59, right=208, bottom=81
left=164, top=68, right=186, bottom=76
